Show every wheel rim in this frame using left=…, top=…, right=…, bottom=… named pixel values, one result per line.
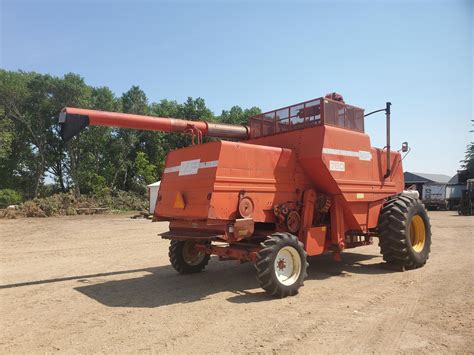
left=409, top=215, right=426, bottom=252
left=274, top=246, right=302, bottom=286
left=182, top=242, right=206, bottom=266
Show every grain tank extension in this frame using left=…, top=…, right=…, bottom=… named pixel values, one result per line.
left=60, top=93, right=431, bottom=297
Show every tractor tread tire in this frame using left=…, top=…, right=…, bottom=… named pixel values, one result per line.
left=378, top=195, right=431, bottom=270
left=255, top=232, right=308, bottom=298
left=169, top=240, right=210, bottom=274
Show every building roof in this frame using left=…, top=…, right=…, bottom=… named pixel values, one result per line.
left=404, top=172, right=452, bottom=184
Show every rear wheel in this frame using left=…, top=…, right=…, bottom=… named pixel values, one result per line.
left=255, top=232, right=308, bottom=298
left=169, top=240, right=210, bottom=274
left=378, top=195, right=431, bottom=269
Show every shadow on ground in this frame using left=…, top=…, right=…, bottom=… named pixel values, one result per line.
left=0, top=252, right=393, bottom=307
left=72, top=252, right=392, bottom=308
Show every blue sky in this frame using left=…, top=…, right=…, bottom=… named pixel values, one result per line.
left=1, top=0, right=472, bottom=176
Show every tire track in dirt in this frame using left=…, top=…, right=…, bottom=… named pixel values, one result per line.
left=265, top=266, right=424, bottom=353
left=350, top=276, right=422, bottom=353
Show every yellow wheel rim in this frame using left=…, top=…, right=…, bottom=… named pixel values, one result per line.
left=409, top=215, right=426, bottom=252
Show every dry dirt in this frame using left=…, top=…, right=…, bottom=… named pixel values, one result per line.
left=0, top=211, right=472, bottom=353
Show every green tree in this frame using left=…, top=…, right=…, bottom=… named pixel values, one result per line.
left=91, top=86, right=120, bottom=111
left=134, top=151, right=157, bottom=192
left=49, top=73, right=92, bottom=196
left=0, top=70, right=55, bottom=197
left=460, top=120, right=474, bottom=178
left=181, top=97, right=213, bottom=121
left=122, top=85, right=148, bottom=114
left=219, top=105, right=261, bottom=125
left=148, top=99, right=182, bottom=177
left=111, top=86, right=150, bottom=191
left=73, top=86, right=119, bottom=193
left=0, top=113, right=14, bottom=160
left=460, top=143, right=474, bottom=178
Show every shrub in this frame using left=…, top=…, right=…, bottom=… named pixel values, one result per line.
left=21, top=200, right=47, bottom=217
left=1, top=190, right=147, bottom=218
left=38, top=184, right=57, bottom=198
left=0, top=189, right=22, bottom=207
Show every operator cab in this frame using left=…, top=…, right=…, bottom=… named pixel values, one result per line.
left=248, top=93, right=365, bottom=139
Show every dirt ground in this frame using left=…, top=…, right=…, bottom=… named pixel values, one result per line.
left=0, top=212, right=472, bottom=353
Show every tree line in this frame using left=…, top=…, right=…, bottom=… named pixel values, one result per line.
left=0, top=70, right=260, bottom=201
left=2, top=69, right=472, bottom=206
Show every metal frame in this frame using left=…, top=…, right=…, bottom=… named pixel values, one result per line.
left=249, top=97, right=365, bottom=139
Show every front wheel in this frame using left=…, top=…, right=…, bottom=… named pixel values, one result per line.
left=255, top=232, right=308, bottom=298
left=169, top=240, right=210, bottom=274
left=378, top=195, right=431, bottom=270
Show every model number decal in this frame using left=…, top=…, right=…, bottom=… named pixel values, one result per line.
left=329, top=160, right=345, bottom=172
left=164, top=159, right=219, bottom=175
left=322, top=148, right=372, bottom=161
left=178, top=159, right=200, bottom=176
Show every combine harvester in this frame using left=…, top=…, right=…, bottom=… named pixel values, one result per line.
left=60, top=93, right=431, bottom=297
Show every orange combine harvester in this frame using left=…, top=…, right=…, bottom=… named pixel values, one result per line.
left=60, top=93, right=431, bottom=297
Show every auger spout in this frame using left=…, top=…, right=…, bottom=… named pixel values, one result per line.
left=59, top=107, right=249, bottom=141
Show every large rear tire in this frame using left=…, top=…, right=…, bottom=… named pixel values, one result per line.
left=169, top=240, right=210, bottom=274
left=255, top=232, right=308, bottom=298
left=378, top=195, right=431, bottom=269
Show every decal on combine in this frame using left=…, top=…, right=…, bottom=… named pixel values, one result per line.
left=329, top=160, right=345, bottom=172
left=164, top=159, right=219, bottom=176
left=179, top=159, right=200, bottom=176
left=322, top=148, right=372, bottom=161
